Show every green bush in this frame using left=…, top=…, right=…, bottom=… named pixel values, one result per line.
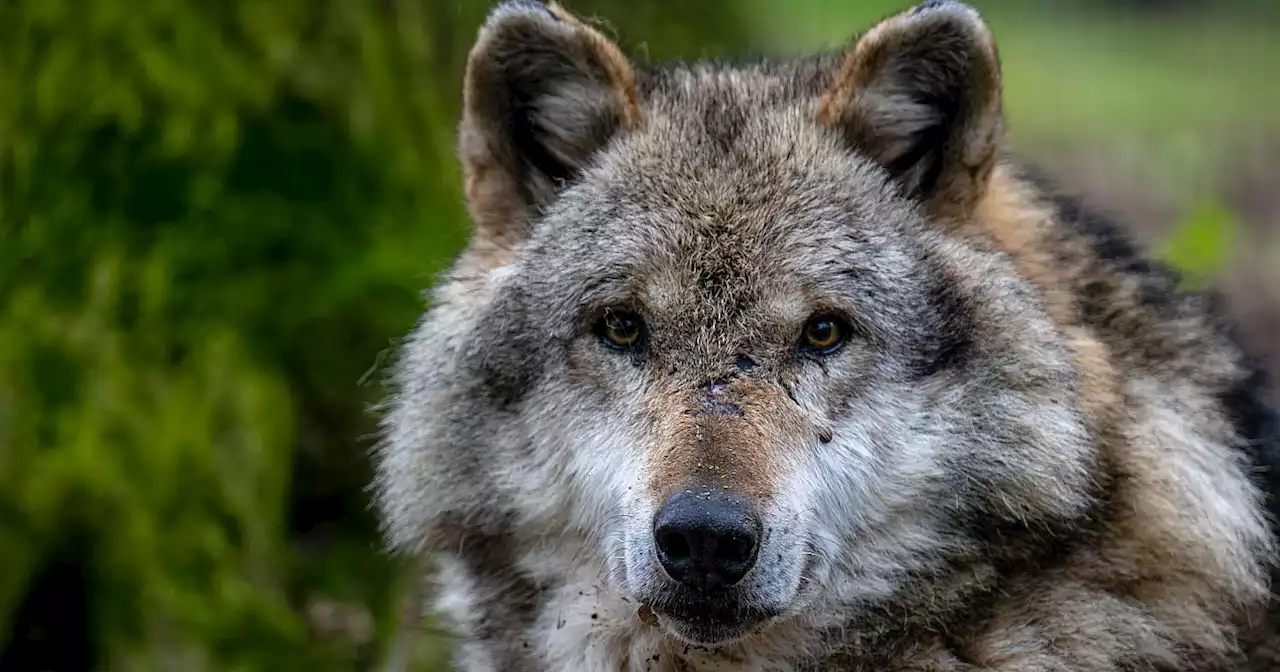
left=0, top=1, right=749, bottom=669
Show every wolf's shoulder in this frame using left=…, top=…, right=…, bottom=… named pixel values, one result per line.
left=987, top=157, right=1279, bottom=511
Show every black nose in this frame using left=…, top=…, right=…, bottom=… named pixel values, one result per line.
left=653, top=490, right=762, bottom=590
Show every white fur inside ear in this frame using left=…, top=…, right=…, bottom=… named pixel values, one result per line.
left=530, top=81, right=621, bottom=174
left=851, top=90, right=944, bottom=166
left=818, top=0, right=1001, bottom=206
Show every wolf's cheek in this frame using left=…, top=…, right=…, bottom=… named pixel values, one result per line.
left=764, top=395, right=956, bottom=601
left=501, top=371, right=653, bottom=542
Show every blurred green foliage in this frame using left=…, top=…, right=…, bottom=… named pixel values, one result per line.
left=0, top=1, right=750, bottom=669
left=0, top=0, right=1267, bottom=670
left=1158, top=199, right=1238, bottom=290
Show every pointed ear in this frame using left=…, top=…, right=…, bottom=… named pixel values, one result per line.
left=817, top=1, right=1003, bottom=220
left=459, top=1, right=642, bottom=258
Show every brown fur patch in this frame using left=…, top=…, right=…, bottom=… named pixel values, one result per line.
left=647, top=376, right=810, bottom=505
left=457, top=160, right=522, bottom=275
left=814, top=11, right=914, bottom=127
left=971, top=165, right=1125, bottom=443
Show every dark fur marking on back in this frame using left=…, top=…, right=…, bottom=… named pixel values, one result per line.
left=1020, top=162, right=1280, bottom=636
left=1222, top=366, right=1280, bottom=540
left=1017, top=163, right=1183, bottom=318
left=1017, top=164, right=1230, bottom=369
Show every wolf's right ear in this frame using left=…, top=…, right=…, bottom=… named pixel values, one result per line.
left=817, top=1, right=1003, bottom=222
left=459, top=1, right=641, bottom=258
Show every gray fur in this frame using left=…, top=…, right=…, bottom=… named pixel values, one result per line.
left=373, top=2, right=1280, bottom=670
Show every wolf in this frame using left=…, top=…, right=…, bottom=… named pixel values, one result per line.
left=371, top=1, right=1280, bottom=669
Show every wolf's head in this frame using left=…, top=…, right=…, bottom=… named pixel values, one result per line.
left=375, top=0, right=1097, bottom=649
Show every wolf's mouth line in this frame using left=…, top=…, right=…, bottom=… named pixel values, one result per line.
left=642, top=597, right=777, bottom=627
left=646, top=604, right=776, bottom=647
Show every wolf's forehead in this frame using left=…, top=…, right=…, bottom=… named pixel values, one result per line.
left=570, top=119, right=909, bottom=271
left=590, top=73, right=899, bottom=226
left=534, top=77, right=923, bottom=312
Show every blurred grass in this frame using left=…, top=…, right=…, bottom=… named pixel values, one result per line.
left=0, top=1, right=1272, bottom=670
left=750, top=1, right=1280, bottom=152
left=1157, top=198, right=1238, bottom=289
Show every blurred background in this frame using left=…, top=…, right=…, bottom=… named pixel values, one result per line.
left=1, top=0, right=1276, bottom=670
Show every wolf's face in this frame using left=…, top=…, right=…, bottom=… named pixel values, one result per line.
left=515, top=140, right=1094, bottom=645
left=377, top=0, right=1099, bottom=649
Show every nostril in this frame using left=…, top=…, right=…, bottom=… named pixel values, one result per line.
left=724, top=532, right=755, bottom=564
left=657, top=529, right=691, bottom=561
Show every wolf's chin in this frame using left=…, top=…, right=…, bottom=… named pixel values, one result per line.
left=645, top=594, right=781, bottom=647
left=657, top=611, right=770, bottom=647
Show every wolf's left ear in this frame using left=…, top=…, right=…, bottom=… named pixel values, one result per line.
left=818, top=1, right=1003, bottom=219
left=459, top=1, right=642, bottom=259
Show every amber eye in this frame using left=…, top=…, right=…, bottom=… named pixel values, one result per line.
left=596, top=308, right=644, bottom=350
left=801, top=315, right=846, bottom=354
